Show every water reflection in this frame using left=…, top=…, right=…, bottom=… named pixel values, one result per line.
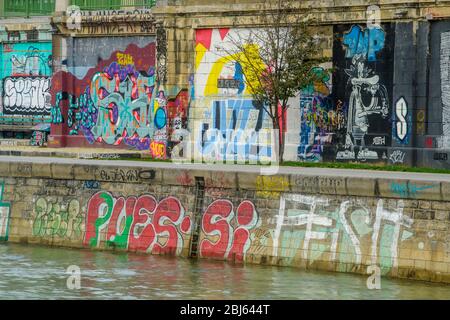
left=0, top=243, right=449, bottom=300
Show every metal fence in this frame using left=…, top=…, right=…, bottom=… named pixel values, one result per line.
left=70, top=0, right=157, bottom=10
left=2, top=0, right=55, bottom=17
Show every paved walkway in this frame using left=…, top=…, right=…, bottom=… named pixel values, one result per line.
left=0, top=145, right=144, bottom=159
left=1, top=155, right=449, bottom=182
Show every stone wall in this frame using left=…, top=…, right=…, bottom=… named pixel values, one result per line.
left=0, top=160, right=449, bottom=283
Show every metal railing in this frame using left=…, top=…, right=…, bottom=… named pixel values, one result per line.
left=2, top=0, right=55, bottom=17
left=70, top=0, right=157, bottom=10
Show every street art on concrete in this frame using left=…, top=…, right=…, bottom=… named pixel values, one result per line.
left=194, top=29, right=274, bottom=163
left=1, top=42, right=52, bottom=115
left=301, top=24, right=394, bottom=163
left=267, top=194, right=414, bottom=274
left=335, top=24, right=392, bottom=162
left=199, top=199, right=259, bottom=262
left=51, top=36, right=189, bottom=157
left=84, top=191, right=192, bottom=255
left=299, top=66, right=346, bottom=162
left=8, top=171, right=442, bottom=280
left=32, top=197, right=83, bottom=241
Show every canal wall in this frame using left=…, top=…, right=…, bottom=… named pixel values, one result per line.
left=0, top=160, right=449, bottom=283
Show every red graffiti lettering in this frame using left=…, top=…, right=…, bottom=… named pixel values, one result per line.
left=200, top=199, right=258, bottom=262
left=84, top=191, right=191, bottom=255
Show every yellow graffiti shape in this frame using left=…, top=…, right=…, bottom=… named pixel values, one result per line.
left=116, top=52, right=134, bottom=66
left=204, top=44, right=265, bottom=96
left=256, top=176, right=290, bottom=199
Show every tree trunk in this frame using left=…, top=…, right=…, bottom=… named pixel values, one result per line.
left=272, top=118, right=284, bottom=164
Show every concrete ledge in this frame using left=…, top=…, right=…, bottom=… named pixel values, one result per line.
left=51, top=163, right=74, bottom=180
left=31, top=163, right=52, bottom=178
left=10, top=162, right=32, bottom=178
left=346, top=177, right=376, bottom=197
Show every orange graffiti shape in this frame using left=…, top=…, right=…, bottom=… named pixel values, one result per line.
left=150, top=141, right=166, bottom=158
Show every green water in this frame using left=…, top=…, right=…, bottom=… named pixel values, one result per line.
left=0, top=243, right=449, bottom=300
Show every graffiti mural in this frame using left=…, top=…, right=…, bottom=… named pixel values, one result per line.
left=1, top=42, right=52, bottom=115
left=194, top=29, right=274, bottom=163
left=84, top=191, right=192, bottom=255
left=0, top=182, right=11, bottom=241
left=268, top=194, right=414, bottom=274
left=332, top=24, right=394, bottom=162
left=1, top=43, right=52, bottom=77
left=200, top=199, right=259, bottom=262
left=299, top=66, right=346, bottom=162
left=32, top=197, right=83, bottom=240
left=51, top=36, right=189, bottom=156
left=51, top=38, right=177, bottom=156
left=3, top=77, right=51, bottom=115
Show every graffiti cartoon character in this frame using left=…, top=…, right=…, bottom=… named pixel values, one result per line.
left=339, top=54, right=389, bottom=160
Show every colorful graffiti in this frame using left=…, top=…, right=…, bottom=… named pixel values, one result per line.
left=194, top=29, right=274, bottom=162
left=84, top=192, right=192, bottom=255
left=32, top=197, right=83, bottom=240
left=50, top=38, right=188, bottom=156
left=0, top=182, right=11, bottom=241
left=342, top=25, right=385, bottom=62
left=1, top=43, right=52, bottom=77
left=200, top=199, right=259, bottom=262
left=299, top=66, right=346, bottom=162
left=1, top=43, right=52, bottom=116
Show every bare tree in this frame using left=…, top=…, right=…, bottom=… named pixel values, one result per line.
left=219, top=0, right=327, bottom=163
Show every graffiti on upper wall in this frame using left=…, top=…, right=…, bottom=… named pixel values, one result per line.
left=1, top=43, right=52, bottom=115
left=84, top=192, right=192, bottom=255
left=51, top=39, right=187, bottom=157
left=394, top=97, right=410, bottom=144
left=77, top=9, right=156, bottom=35
left=299, top=66, right=346, bottom=162
left=194, top=29, right=274, bottom=163
left=440, top=31, right=450, bottom=146
left=269, top=194, right=414, bottom=274
left=3, top=77, right=51, bottom=115
left=333, top=24, right=393, bottom=162
left=200, top=199, right=259, bottom=262
left=342, top=25, right=385, bottom=62
left=0, top=182, right=11, bottom=241
left=256, top=176, right=290, bottom=199
left=32, top=197, right=83, bottom=240
left=1, top=43, right=52, bottom=77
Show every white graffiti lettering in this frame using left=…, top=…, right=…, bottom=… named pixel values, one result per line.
left=395, top=97, right=408, bottom=142
left=389, top=150, right=406, bottom=164
left=3, top=77, right=51, bottom=115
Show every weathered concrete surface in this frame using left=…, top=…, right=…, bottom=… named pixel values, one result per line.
left=0, top=156, right=448, bottom=283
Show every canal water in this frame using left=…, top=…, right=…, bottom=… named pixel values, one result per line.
left=0, top=243, right=449, bottom=300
